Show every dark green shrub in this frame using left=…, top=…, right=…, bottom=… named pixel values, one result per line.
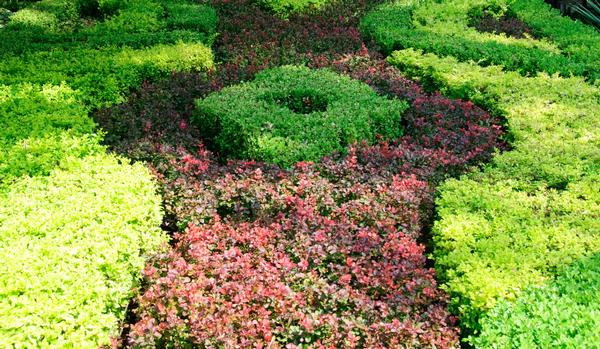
left=193, top=65, right=408, bottom=167
left=361, top=0, right=600, bottom=81
left=165, top=1, right=217, bottom=33
left=97, top=0, right=165, bottom=33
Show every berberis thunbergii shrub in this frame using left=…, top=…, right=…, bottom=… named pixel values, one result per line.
left=193, top=65, right=408, bottom=167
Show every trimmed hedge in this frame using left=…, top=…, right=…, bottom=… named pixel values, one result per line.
left=0, top=0, right=217, bottom=57
left=0, top=152, right=164, bottom=348
left=388, top=48, right=600, bottom=334
left=256, top=0, right=332, bottom=17
left=1, top=40, right=213, bottom=109
left=474, top=253, right=600, bottom=348
left=193, top=65, right=408, bottom=167
left=0, top=0, right=215, bottom=346
left=361, top=0, right=600, bottom=82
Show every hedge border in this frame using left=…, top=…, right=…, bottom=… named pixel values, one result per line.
left=361, top=0, right=600, bottom=82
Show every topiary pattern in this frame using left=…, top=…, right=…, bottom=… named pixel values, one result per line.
left=193, top=65, right=408, bottom=167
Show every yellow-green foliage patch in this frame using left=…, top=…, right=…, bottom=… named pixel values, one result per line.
left=0, top=0, right=216, bottom=346
left=389, top=48, right=600, bottom=333
left=367, top=0, right=600, bottom=340
left=0, top=153, right=164, bottom=348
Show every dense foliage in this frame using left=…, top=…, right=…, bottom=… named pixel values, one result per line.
left=256, top=0, right=332, bottom=17
left=11, top=0, right=597, bottom=346
left=91, top=0, right=505, bottom=346
left=0, top=0, right=216, bottom=346
left=379, top=0, right=600, bottom=340
left=474, top=254, right=600, bottom=348
left=361, top=0, right=600, bottom=82
left=0, top=152, right=164, bottom=348
left=193, top=65, right=408, bottom=167
left=129, top=162, right=459, bottom=348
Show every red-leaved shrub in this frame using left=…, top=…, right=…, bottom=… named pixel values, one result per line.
left=128, top=164, right=458, bottom=348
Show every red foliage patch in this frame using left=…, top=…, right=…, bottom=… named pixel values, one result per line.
left=128, top=164, right=458, bottom=348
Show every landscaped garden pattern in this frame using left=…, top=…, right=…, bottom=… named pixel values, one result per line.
left=2, top=0, right=596, bottom=347
left=363, top=0, right=600, bottom=346
left=193, top=65, right=408, bottom=167
left=0, top=0, right=214, bottom=346
left=93, top=0, right=503, bottom=346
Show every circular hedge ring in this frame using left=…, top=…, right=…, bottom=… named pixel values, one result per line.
left=193, top=65, right=408, bottom=167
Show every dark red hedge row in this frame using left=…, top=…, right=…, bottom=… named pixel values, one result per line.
left=94, top=0, right=505, bottom=347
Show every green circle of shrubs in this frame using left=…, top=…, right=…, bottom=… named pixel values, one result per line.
left=193, top=65, right=408, bottom=167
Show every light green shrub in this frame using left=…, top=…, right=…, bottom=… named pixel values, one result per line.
left=0, top=132, right=104, bottom=183
left=473, top=253, right=600, bottom=348
left=0, top=42, right=213, bottom=108
left=388, top=48, right=600, bottom=333
left=0, top=83, right=94, bottom=146
left=6, top=0, right=78, bottom=30
left=0, top=1, right=216, bottom=346
left=0, top=153, right=165, bottom=348
left=6, top=8, right=58, bottom=30
left=193, top=65, right=407, bottom=167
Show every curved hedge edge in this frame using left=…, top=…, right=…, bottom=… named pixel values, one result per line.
left=360, top=0, right=600, bottom=81
left=193, top=65, right=408, bottom=167
left=0, top=152, right=166, bottom=348
left=387, top=48, right=600, bottom=333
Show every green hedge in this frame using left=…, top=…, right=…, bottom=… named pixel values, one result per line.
left=1, top=42, right=213, bottom=111
left=0, top=152, right=165, bottom=348
left=1, top=0, right=215, bottom=109
left=1, top=0, right=217, bottom=56
left=361, top=0, right=600, bottom=82
left=474, top=253, right=600, bottom=348
left=0, top=83, right=96, bottom=182
left=0, top=0, right=216, bottom=346
left=389, top=48, right=600, bottom=334
left=193, top=65, right=408, bottom=167
left=256, top=0, right=332, bottom=17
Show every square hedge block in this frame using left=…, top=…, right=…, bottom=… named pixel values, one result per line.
left=193, top=65, right=408, bottom=167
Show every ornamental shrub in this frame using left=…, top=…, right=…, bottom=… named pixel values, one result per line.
left=388, top=48, right=600, bottom=333
left=0, top=83, right=93, bottom=146
left=0, top=42, right=213, bottom=108
left=6, top=8, right=58, bottom=30
left=361, top=0, right=600, bottom=81
left=0, top=153, right=165, bottom=348
left=213, top=0, right=366, bottom=71
left=98, top=1, right=165, bottom=33
left=256, top=0, right=332, bottom=17
left=473, top=253, right=600, bottom=348
left=127, top=163, right=459, bottom=348
left=0, top=1, right=216, bottom=346
left=165, top=1, right=217, bottom=32
left=193, top=65, right=408, bottom=167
